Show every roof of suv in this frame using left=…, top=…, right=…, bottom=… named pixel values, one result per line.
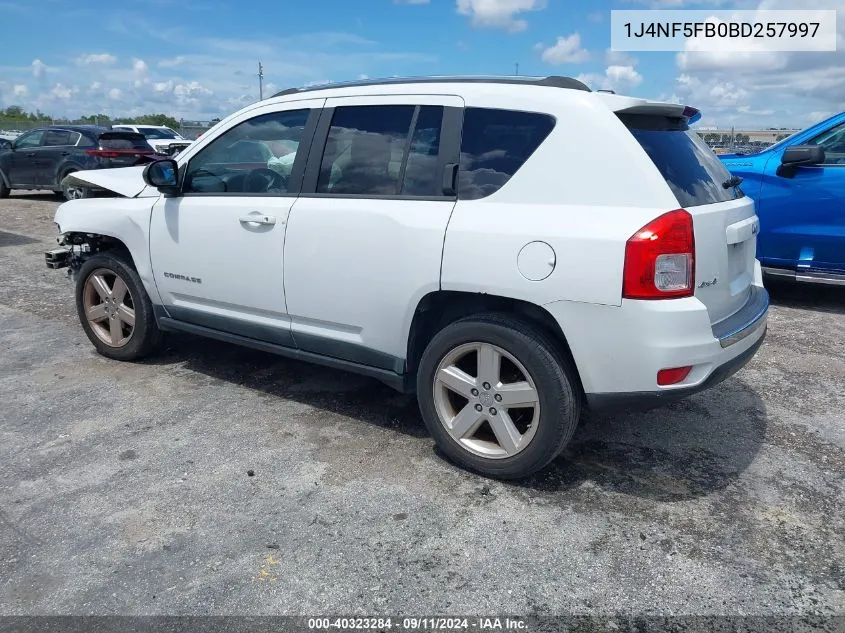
left=271, top=75, right=591, bottom=98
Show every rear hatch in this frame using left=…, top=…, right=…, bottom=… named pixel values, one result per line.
left=88, top=132, right=157, bottom=167
left=618, top=106, right=758, bottom=325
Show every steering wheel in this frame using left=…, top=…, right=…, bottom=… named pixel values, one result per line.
left=244, top=168, right=287, bottom=193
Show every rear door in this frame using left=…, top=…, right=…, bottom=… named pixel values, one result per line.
left=39, top=129, right=76, bottom=187
left=621, top=112, right=759, bottom=325
left=283, top=94, right=463, bottom=368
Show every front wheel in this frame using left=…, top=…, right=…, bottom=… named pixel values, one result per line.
left=75, top=252, right=162, bottom=361
left=416, top=314, right=580, bottom=479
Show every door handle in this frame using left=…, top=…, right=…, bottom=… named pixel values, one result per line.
left=239, top=214, right=277, bottom=226
left=60, top=151, right=71, bottom=156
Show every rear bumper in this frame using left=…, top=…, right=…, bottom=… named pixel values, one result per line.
left=544, top=283, right=769, bottom=413
left=585, top=327, right=766, bottom=412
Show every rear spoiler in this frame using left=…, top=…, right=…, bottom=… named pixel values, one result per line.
left=596, top=93, right=702, bottom=124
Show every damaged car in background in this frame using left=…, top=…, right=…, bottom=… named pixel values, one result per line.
left=0, top=126, right=158, bottom=200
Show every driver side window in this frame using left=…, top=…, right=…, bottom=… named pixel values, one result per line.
left=183, top=109, right=311, bottom=195
left=809, top=121, right=845, bottom=165
left=14, top=130, right=44, bottom=149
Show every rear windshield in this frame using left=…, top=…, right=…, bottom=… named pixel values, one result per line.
left=620, top=113, right=743, bottom=208
left=138, top=127, right=179, bottom=139
left=99, top=132, right=151, bottom=150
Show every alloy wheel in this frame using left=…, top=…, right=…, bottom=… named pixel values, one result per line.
left=433, top=342, right=540, bottom=459
left=82, top=268, right=136, bottom=347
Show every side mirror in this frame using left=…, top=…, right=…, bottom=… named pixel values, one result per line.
left=143, top=159, right=179, bottom=195
left=781, top=144, right=825, bottom=167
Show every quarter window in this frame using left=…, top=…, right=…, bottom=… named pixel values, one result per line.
left=316, top=104, right=445, bottom=197
left=457, top=108, right=555, bottom=200
left=183, top=109, right=311, bottom=195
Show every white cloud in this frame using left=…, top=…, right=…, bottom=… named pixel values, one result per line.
left=540, top=33, right=590, bottom=64
left=1, top=28, right=437, bottom=119
left=154, top=80, right=175, bottom=93
left=606, top=49, right=637, bottom=66
left=132, top=58, right=149, bottom=88
left=50, top=84, right=74, bottom=100
left=13, top=85, right=28, bottom=97
left=32, top=59, right=47, bottom=79
left=577, top=65, right=643, bottom=92
left=158, top=56, right=185, bottom=68
left=670, top=0, right=845, bottom=125
left=456, top=0, right=546, bottom=32
left=77, top=53, right=117, bottom=66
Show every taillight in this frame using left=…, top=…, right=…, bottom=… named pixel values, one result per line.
left=622, top=209, right=695, bottom=300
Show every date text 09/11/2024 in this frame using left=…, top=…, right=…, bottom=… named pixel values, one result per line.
left=307, top=617, right=527, bottom=630
left=623, top=21, right=820, bottom=38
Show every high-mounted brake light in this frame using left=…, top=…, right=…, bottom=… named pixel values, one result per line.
left=622, top=209, right=695, bottom=300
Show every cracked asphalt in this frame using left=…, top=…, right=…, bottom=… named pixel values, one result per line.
left=0, top=192, right=843, bottom=618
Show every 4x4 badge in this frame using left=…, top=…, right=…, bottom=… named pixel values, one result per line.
left=698, top=277, right=718, bottom=288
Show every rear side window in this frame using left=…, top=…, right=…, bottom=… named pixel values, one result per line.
left=621, top=114, right=743, bottom=208
left=316, top=104, right=445, bottom=197
left=458, top=108, right=555, bottom=201
left=42, top=130, right=72, bottom=146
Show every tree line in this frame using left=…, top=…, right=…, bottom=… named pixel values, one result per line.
left=1, top=106, right=180, bottom=130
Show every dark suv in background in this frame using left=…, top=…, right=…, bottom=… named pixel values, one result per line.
left=0, top=125, right=157, bottom=200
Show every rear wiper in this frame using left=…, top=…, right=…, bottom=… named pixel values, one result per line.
left=722, top=175, right=743, bottom=189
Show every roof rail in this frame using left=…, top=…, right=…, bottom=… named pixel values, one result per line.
left=270, top=75, right=591, bottom=98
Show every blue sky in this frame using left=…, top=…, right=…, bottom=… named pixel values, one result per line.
left=0, top=0, right=842, bottom=128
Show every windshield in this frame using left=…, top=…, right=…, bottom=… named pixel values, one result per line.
left=138, top=127, right=181, bottom=140
left=621, top=113, right=744, bottom=208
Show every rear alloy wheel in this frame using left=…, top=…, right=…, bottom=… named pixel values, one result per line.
left=417, top=314, right=580, bottom=479
left=75, top=252, right=161, bottom=361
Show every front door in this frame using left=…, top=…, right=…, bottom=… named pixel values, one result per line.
left=760, top=120, right=845, bottom=272
left=284, top=94, right=463, bottom=369
left=7, top=129, right=44, bottom=186
left=149, top=100, right=323, bottom=345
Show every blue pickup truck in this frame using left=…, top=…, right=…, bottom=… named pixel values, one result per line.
left=720, top=113, right=845, bottom=286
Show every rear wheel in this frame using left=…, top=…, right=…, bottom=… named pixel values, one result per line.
left=416, top=314, right=580, bottom=479
left=75, top=252, right=162, bottom=361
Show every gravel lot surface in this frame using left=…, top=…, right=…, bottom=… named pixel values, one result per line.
left=0, top=192, right=843, bottom=619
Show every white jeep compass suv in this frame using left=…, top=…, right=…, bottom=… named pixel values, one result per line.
left=45, top=75, right=768, bottom=479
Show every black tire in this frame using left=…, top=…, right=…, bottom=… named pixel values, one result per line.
left=75, top=251, right=162, bottom=361
left=416, top=313, right=580, bottom=480
left=0, top=177, right=9, bottom=198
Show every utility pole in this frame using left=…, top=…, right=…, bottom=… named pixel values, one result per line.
left=514, top=62, right=519, bottom=76
left=258, top=61, right=264, bottom=100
